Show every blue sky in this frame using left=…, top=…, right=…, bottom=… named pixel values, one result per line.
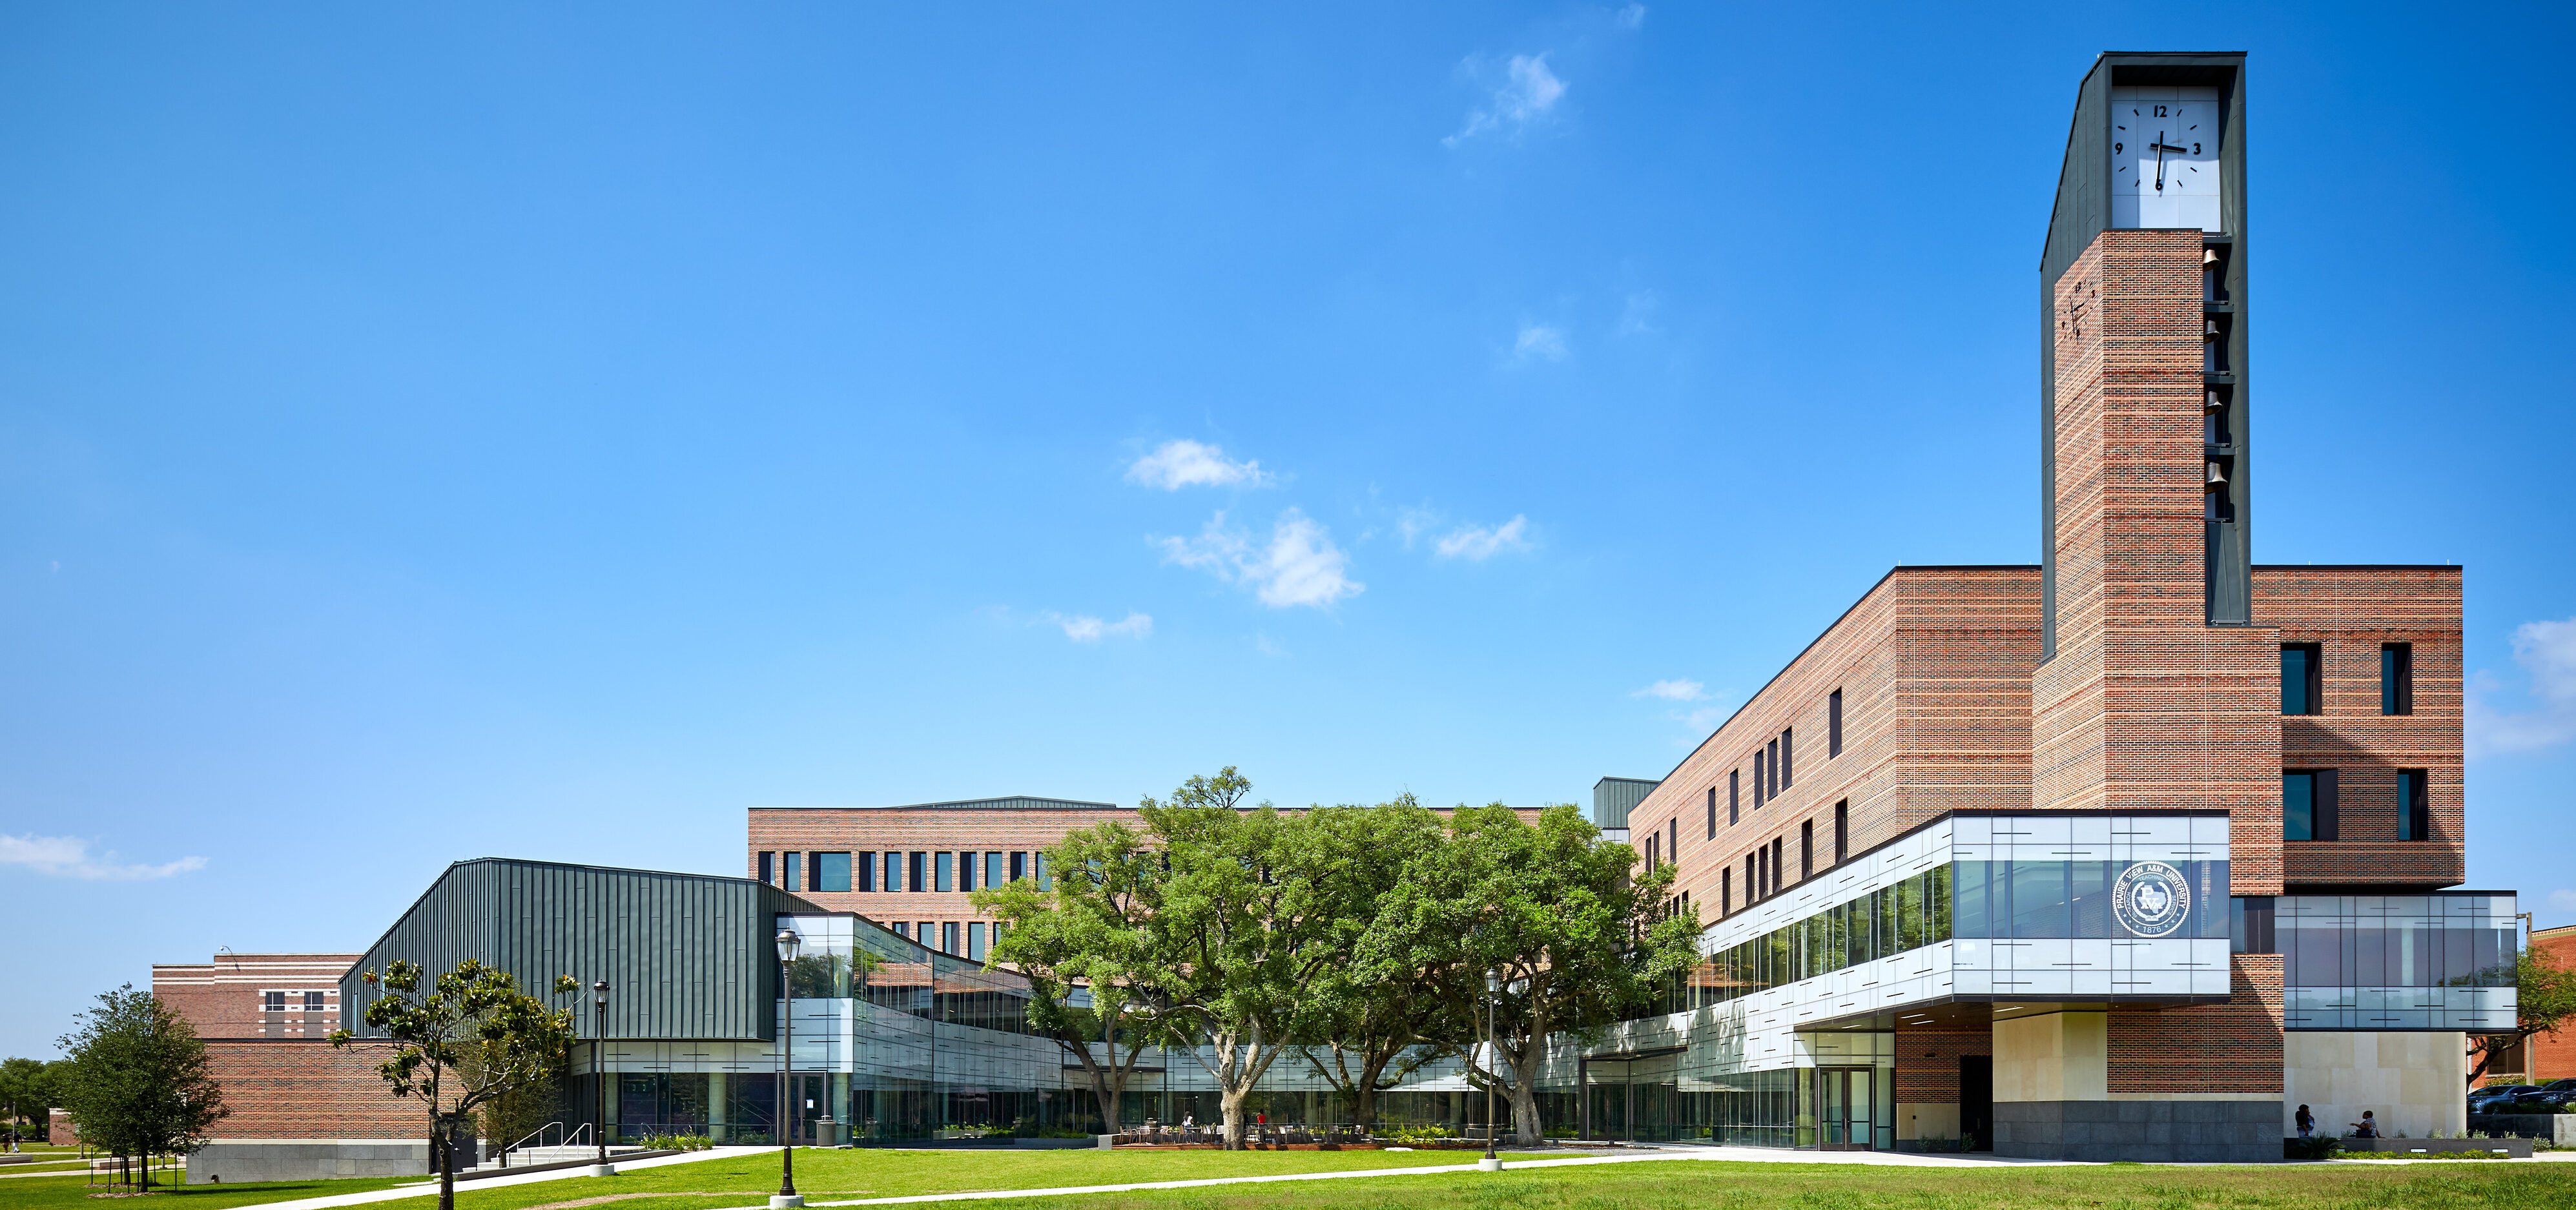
left=3, top=2, right=2571, bottom=1056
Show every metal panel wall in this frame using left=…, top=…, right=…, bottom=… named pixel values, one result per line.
left=1592, top=777, right=1662, bottom=830
left=340, top=858, right=811, bottom=1042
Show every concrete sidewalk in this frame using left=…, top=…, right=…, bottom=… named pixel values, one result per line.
left=229, top=1146, right=771, bottom=1210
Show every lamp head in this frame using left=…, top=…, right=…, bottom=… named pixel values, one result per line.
left=776, top=929, right=800, bottom=963
left=592, top=980, right=609, bottom=1007
left=1485, top=970, right=1501, bottom=994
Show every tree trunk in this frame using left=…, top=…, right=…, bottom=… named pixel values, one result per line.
left=436, top=1115, right=456, bottom=1210
left=1218, top=1086, right=1249, bottom=1151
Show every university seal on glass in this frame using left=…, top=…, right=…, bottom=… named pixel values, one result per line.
left=2112, top=861, right=2191, bottom=938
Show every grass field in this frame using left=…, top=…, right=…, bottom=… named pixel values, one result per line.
left=1, top=1149, right=2568, bottom=1210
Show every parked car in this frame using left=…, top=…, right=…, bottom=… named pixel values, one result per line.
left=2468, top=1085, right=2540, bottom=1112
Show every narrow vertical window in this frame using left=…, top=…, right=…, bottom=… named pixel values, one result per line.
left=987, top=851, right=1005, bottom=888
left=2382, top=643, right=2414, bottom=715
left=1767, top=738, right=1781, bottom=796
left=909, top=851, right=926, bottom=892
left=2283, top=772, right=2316, bottom=840
left=934, top=852, right=954, bottom=893
left=1729, top=770, right=1741, bottom=824
left=1772, top=837, right=1784, bottom=890
left=1753, top=751, right=1766, bottom=807
left=942, top=922, right=960, bottom=954
left=2399, top=770, right=2429, bottom=841
left=967, top=922, right=987, bottom=961
left=1780, top=728, right=1794, bottom=788
left=887, top=851, right=905, bottom=893
left=1646, top=833, right=1658, bottom=871
left=960, top=850, right=977, bottom=892
left=1033, top=853, right=1051, bottom=891
left=1669, top=817, right=1680, bottom=865
left=1833, top=801, right=1849, bottom=864
left=1829, top=689, right=1844, bottom=757
left=1755, top=849, right=1767, bottom=899
left=1722, top=867, right=1733, bottom=916
left=1010, top=851, right=1027, bottom=883
left=1706, top=787, right=1717, bottom=839
left=758, top=852, right=775, bottom=885
left=783, top=852, right=803, bottom=892
left=857, top=852, right=876, bottom=892
left=2281, top=644, right=2322, bottom=715
left=1800, top=821, right=1813, bottom=879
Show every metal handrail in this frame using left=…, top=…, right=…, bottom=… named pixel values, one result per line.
left=499, top=1122, right=589, bottom=1167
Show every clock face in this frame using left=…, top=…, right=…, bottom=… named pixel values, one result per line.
left=2110, top=86, right=2221, bottom=231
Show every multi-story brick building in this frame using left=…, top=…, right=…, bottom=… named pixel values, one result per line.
left=1602, top=52, right=2515, bottom=1162
left=149, top=953, right=416, bottom=1142
left=746, top=796, right=1551, bottom=962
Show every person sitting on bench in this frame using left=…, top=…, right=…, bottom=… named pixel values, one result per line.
left=2349, top=1111, right=2378, bottom=1138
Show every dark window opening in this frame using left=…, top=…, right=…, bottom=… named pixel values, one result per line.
left=1829, top=690, right=1844, bottom=757
left=757, top=852, right=774, bottom=885
left=2281, top=644, right=2322, bottom=716
left=1767, top=738, right=1781, bottom=797
left=1730, top=770, right=1742, bottom=823
left=1833, top=801, right=1849, bottom=865
left=1753, top=750, right=1766, bottom=807
left=1670, top=817, right=1680, bottom=866
left=2400, top=770, right=2430, bottom=841
left=1706, top=786, right=1717, bottom=839
left=304, top=991, right=326, bottom=1012
left=2231, top=896, right=2275, bottom=954
left=857, top=851, right=876, bottom=892
left=2283, top=770, right=2340, bottom=841
left=1780, top=728, right=1794, bottom=788
left=1722, top=866, right=1732, bottom=916
left=816, top=852, right=852, bottom=893
left=782, top=852, right=802, bottom=892
left=2382, top=643, right=2415, bottom=715
left=1800, top=821, right=1813, bottom=880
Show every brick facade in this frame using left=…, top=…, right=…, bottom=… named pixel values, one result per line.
left=152, top=953, right=416, bottom=1141
left=1623, top=224, right=2471, bottom=1119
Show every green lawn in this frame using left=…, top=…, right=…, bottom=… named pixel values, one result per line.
left=0, top=1172, right=418, bottom=1210
left=5, top=1149, right=2569, bottom=1210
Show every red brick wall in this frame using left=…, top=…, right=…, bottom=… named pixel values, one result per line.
left=2035, top=229, right=2285, bottom=896
left=1626, top=567, right=2040, bottom=917
left=153, top=955, right=358, bottom=1041
left=201, top=1041, right=421, bottom=1140
left=2531, top=927, right=2576, bottom=1081
left=2261, top=566, right=2466, bottom=887
left=2108, top=957, right=2285, bottom=1095
left=1895, top=1021, right=1994, bottom=1103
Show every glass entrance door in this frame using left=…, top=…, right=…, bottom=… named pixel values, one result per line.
left=1815, top=1068, right=1874, bottom=1151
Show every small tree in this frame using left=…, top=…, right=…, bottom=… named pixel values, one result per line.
left=0, top=1056, right=58, bottom=1143
left=55, top=985, right=227, bottom=1186
left=974, top=818, right=1169, bottom=1134
left=2468, top=943, right=2576, bottom=1087
left=331, top=961, right=579, bottom=1210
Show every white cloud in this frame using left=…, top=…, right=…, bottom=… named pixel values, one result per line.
left=1616, top=4, right=1647, bottom=30
left=1511, top=323, right=1569, bottom=364
left=1446, top=53, right=1567, bottom=145
left=1047, top=611, right=1153, bottom=642
left=1685, top=706, right=1729, bottom=732
left=2551, top=889, right=2576, bottom=912
left=1635, top=679, right=1706, bottom=702
left=0, top=834, right=206, bottom=880
left=1434, top=515, right=1533, bottom=561
left=1154, top=509, right=1362, bottom=610
left=1125, top=440, right=1273, bottom=491
left=2468, top=617, right=2576, bottom=756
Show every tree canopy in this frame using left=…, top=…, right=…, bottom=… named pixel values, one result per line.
left=982, top=768, right=1694, bottom=1147
left=2469, top=942, right=2576, bottom=1086
left=55, top=985, right=227, bottom=1185
left=331, top=959, right=579, bottom=1210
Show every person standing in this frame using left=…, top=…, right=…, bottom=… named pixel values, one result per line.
left=2294, top=1105, right=2313, bottom=1138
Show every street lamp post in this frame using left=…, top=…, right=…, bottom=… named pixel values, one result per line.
left=772, top=930, right=802, bottom=1210
left=1479, top=969, right=1501, bottom=1172
left=590, top=981, right=613, bottom=1177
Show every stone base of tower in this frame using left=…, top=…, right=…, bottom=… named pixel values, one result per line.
left=1994, top=1098, right=2279, bottom=1162
left=1990, top=1005, right=2283, bottom=1162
